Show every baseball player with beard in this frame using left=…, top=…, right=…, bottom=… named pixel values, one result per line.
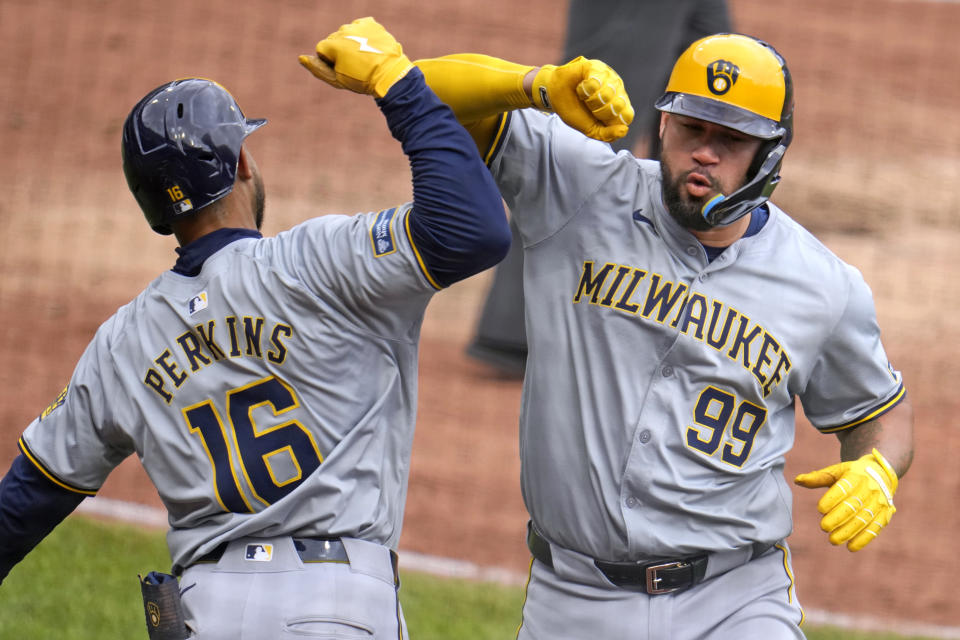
left=0, top=17, right=509, bottom=639
left=416, top=34, right=914, bottom=638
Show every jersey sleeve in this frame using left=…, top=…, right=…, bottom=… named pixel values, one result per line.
left=261, top=205, right=437, bottom=338
left=259, top=69, right=509, bottom=335
left=487, top=109, right=624, bottom=247
left=379, top=69, right=510, bottom=288
left=0, top=453, right=86, bottom=584
left=799, top=265, right=906, bottom=432
left=19, top=321, right=135, bottom=493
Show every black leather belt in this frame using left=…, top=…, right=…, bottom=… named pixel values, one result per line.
left=527, top=524, right=766, bottom=595
left=175, top=537, right=399, bottom=583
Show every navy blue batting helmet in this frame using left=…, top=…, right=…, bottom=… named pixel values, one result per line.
left=122, top=78, right=266, bottom=235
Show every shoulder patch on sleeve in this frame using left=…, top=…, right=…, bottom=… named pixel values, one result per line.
left=40, top=384, right=69, bottom=421
left=370, top=207, right=399, bottom=257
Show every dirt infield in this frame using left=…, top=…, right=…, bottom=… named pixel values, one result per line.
left=1, top=0, right=958, bottom=631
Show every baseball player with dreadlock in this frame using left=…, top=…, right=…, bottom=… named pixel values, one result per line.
left=0, top=17, right=511, bottom=639
left=415, top=33, right=915, bottom=639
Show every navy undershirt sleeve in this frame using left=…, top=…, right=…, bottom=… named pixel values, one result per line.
left=377, top=69, right=511, bottom=287
left=0, top=453, right=86, bottom=584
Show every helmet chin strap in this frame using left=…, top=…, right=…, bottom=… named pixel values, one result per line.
left=700, top=142, right=787, bottom=227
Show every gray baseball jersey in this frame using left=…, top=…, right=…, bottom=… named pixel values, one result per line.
left=21, top=204, right=436, bottom=570
left=490, top=109, right=904, bottom=561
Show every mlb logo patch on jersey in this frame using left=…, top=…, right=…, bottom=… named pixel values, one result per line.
left=188, top=292, right=208, bottom=315
left=370, top=207, right=398, bottom=257
left=245, top=544, right=274, bottom=562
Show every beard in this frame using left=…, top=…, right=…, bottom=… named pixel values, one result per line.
left=252, top=170, right=266, bottom=230
left=660, top=161, right=719, bottom=232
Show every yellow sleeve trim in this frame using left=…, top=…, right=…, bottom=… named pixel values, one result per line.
left=484, top=113, right=511, bottom=166
left=18, top=437, right=98, bottom=496
left=819, top=385, right=906, bottom=434
left=403, top=209, right=443, bottom=290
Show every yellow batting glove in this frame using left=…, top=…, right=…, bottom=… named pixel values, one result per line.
left=531, top=57, right=634, bottom=143
left=794, top=448, right=899, bottom=552
left=298, top=17, right=414, bottom=98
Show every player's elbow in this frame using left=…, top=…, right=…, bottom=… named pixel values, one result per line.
left=477, top=207, right=512, bottom=269
left=463, top=198, right=511, bottom=274
left=407, top=190, right=510, bottom=286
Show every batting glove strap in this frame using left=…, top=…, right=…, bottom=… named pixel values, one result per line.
left=531, top=57, right=634, bottom=143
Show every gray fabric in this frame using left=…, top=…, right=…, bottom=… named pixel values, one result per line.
left=490, top=109, right=902, bottom=559
left=519, top=542, right=803, bottom=640
left=467, top=0, right=733, bottom=360
left=22, top=204, right=434, bottom=570
left=179, top=536, right=405, bottom=639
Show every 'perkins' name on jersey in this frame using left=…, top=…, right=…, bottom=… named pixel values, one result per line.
left=143, top=316, right=293, bottom=403
left=574, top=261, right=791, bottom=397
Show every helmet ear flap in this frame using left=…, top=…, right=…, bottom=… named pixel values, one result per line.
left=748, top=138, right=777, bottom=178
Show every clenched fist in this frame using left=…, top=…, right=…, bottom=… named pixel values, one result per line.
left=531, top=57, right=634, bottom=143
left=298, top=17, right=414, bottom=98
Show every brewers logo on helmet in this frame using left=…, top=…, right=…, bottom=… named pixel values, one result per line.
left=656, top=33, right=794, bottom=226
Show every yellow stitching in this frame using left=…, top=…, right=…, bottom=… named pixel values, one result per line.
left=18, top=437, right=97, bottom=496
left=403, top=209, right=442, bottom=290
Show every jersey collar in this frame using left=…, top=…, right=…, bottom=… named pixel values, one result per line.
left=173, top=228, right=262, bottom=276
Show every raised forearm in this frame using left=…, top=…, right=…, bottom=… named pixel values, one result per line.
left=414, top=55, right=536, bottom=124
left=416, top=54, right=634, bottom=152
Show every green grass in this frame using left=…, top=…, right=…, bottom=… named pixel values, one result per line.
left=0, top=516, right=170, bottom=639
left=0, top=515, right=942, bottom=639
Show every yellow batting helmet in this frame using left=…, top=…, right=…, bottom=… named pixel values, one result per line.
left=655, top=33, right=794, bottom=226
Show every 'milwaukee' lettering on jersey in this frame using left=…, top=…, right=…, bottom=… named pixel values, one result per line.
left=143, top=316, right=294, bottom=403
left=573, top=261, right=791, bottom=397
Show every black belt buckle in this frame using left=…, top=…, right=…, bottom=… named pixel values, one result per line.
left=526, top=523, right=707, bottom=596
left=644, top=560, right=691, bottom=595
left=595, top=554, right=704, bottom=594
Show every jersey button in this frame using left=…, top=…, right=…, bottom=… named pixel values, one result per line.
left=638, top=429, right=652, bottom=444
left=685, top=246, right=698, bottom=256
left=625, top=496, right=638, bottom=509
left=661, top=366, right=674, bottom=378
